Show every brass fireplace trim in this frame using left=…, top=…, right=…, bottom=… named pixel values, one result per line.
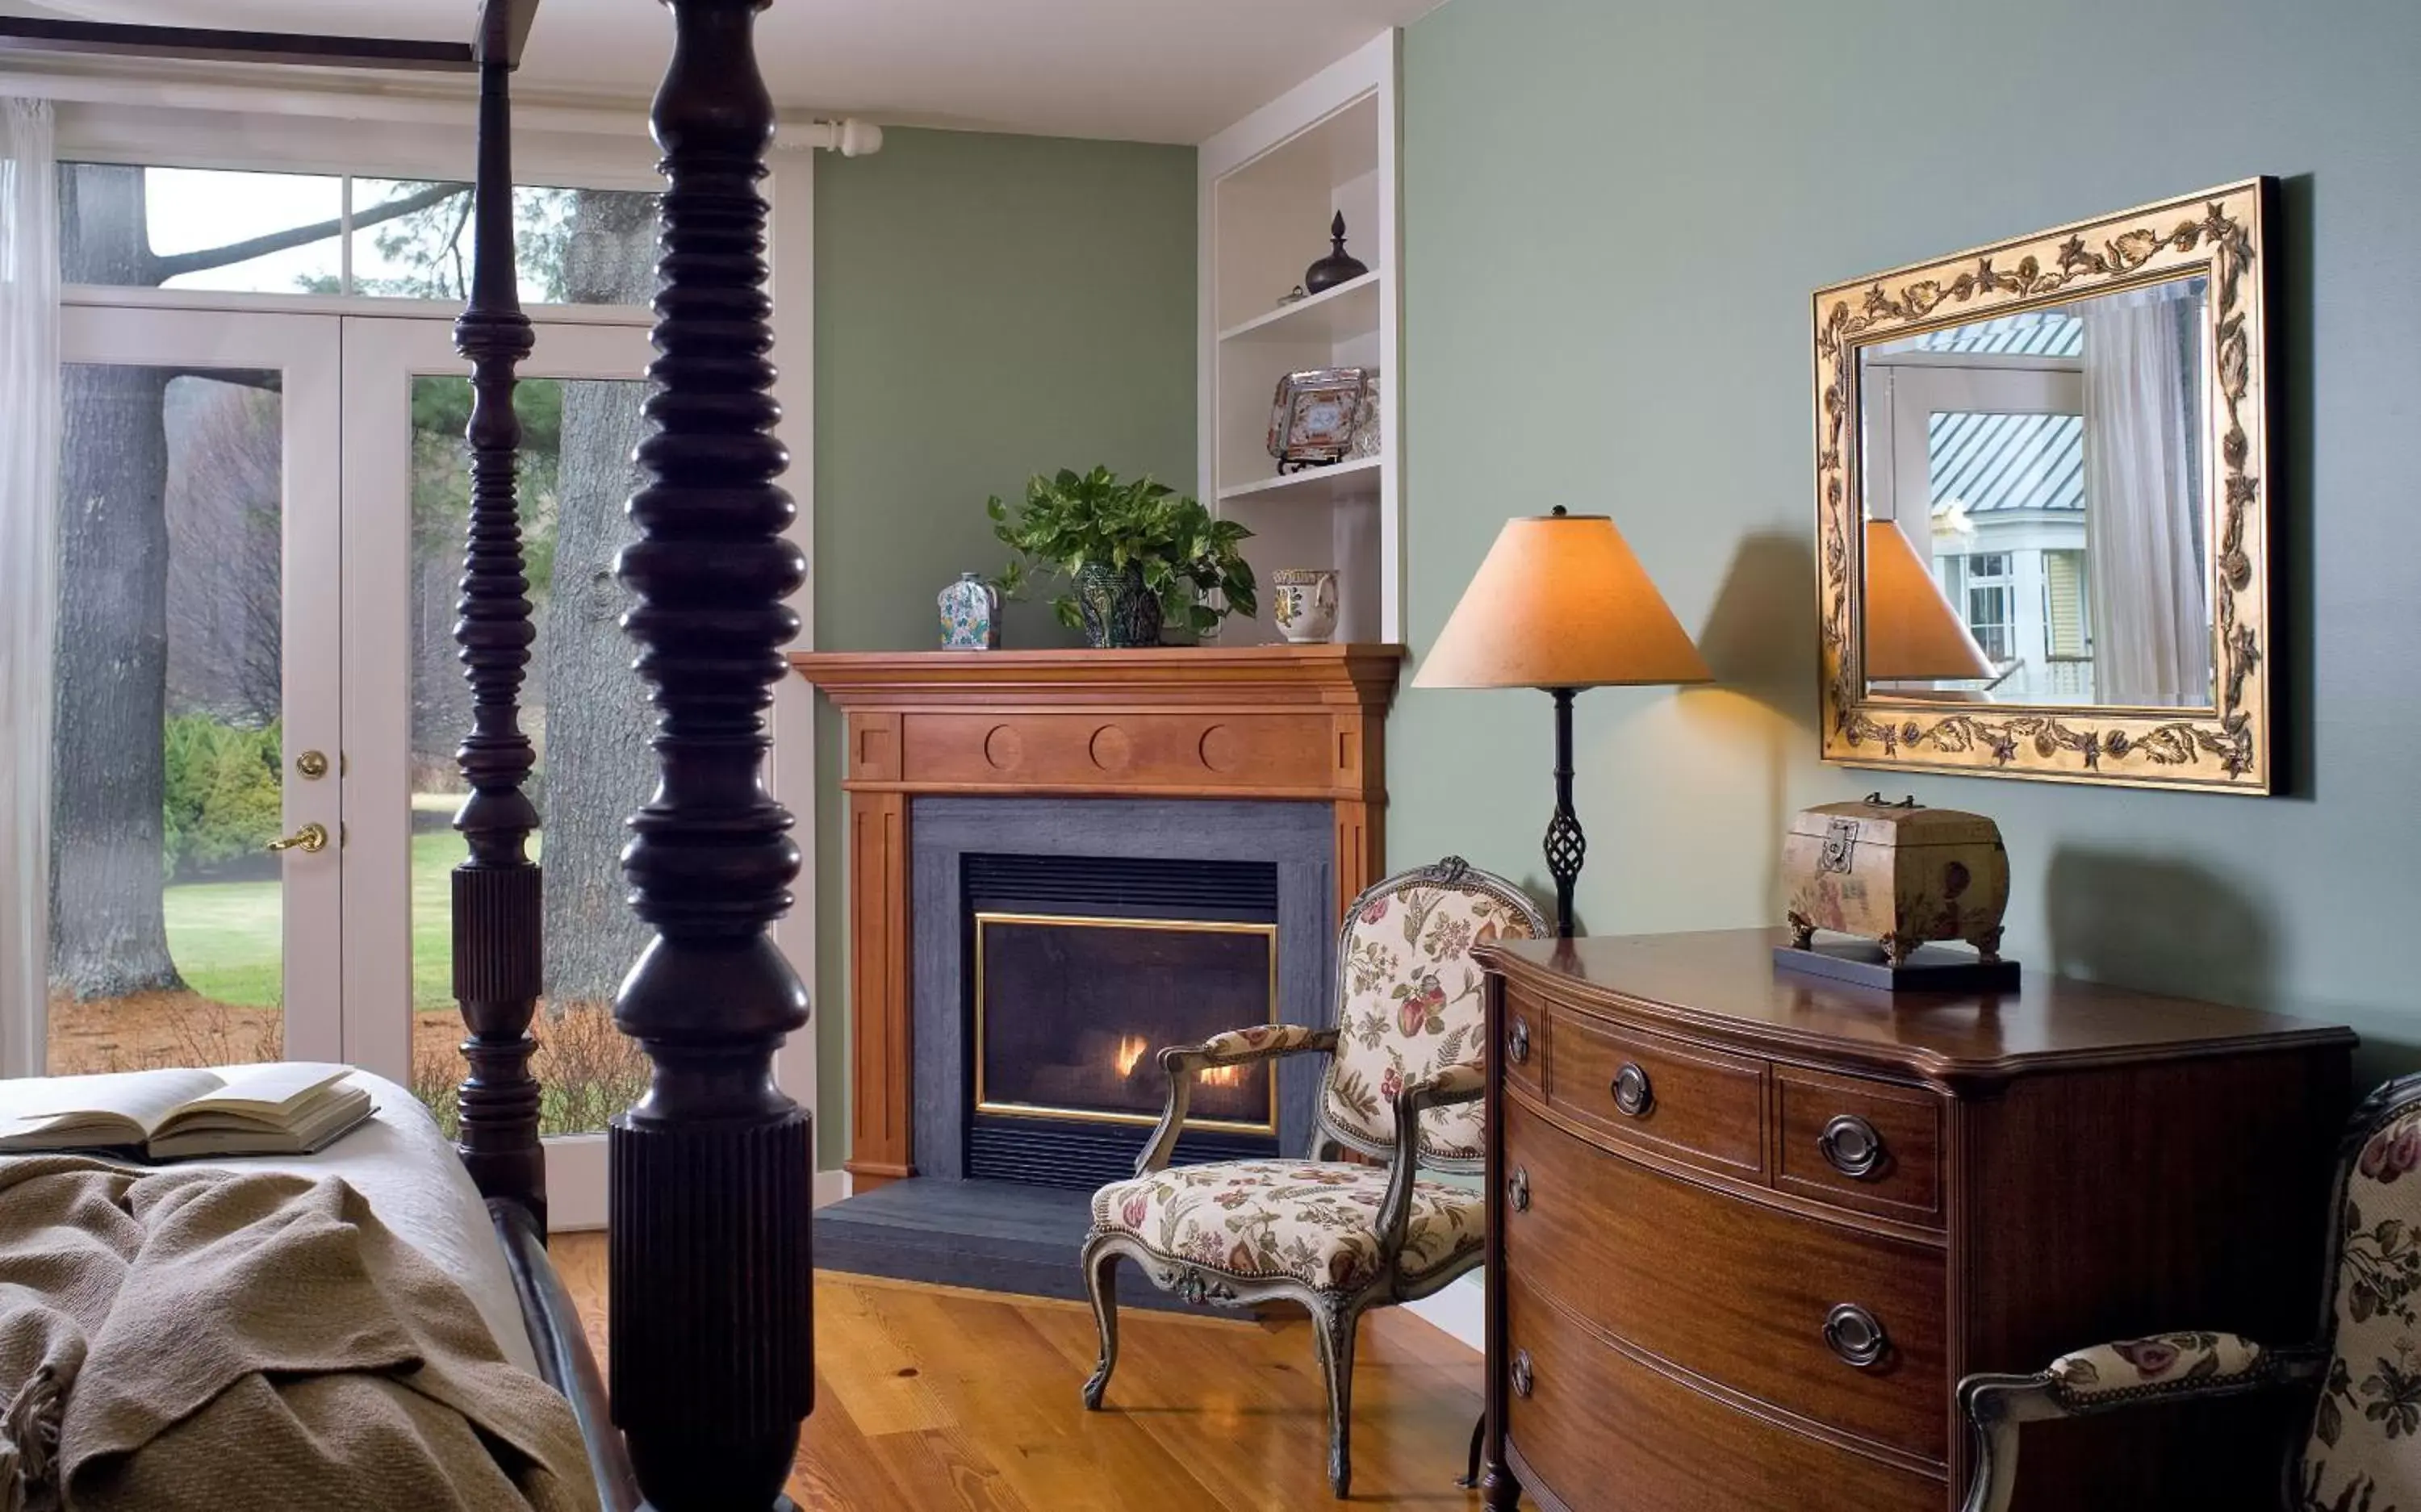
left=972, top=911, right=1282, bottom=1137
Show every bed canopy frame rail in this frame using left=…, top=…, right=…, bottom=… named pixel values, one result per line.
left=2, top=4, right=815, bottom=1509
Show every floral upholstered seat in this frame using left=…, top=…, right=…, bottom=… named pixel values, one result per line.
left=1958, top=1077, right=2421, bottom=1512
left=1089, top=1159, right=1483, bottom=1294
left=1077, top=858, right=1545, bottom=1499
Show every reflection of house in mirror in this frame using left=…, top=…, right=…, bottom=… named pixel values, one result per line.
left=1859, top=280, right=2212, bottom=710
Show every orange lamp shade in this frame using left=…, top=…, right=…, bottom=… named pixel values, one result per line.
left=1862, top=519, right=1994, bottom=682
left=1415, top=512, right=1710, bottom=690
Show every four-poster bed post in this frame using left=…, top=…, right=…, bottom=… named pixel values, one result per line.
left=608, top=2, right=816, bottom=1506
left=451, top=0, right=548, bottom=1229
left=1, top=2, right=817, bottom=1504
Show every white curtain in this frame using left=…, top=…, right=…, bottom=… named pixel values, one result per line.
left=2081, top=282, right=2209, bottom=706
left=1, top=98, right=61, bottom=1078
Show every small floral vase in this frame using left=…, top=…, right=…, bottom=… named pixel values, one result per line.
left=938, top=571, right=1000, bottom=649
left=1271, top=568, right=1340, bottom=643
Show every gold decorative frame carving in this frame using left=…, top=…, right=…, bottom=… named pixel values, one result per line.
left=1813, top=178, right=2274, bottom=792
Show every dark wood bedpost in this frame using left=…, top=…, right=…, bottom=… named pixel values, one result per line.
left=450, top=16, right=547, bottom=1226
left=610, top=1, right=813, bottom=1506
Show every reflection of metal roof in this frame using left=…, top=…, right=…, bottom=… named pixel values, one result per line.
left=1911, top=311, right=2083, bottom=357
left=1929, top=411, right=2083, bottom=515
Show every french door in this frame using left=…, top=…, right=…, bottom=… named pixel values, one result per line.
left=52, top=306, right=345, bottom=1067
left=48, top=302, right=652, bottom=1224
left=345, top=315, right=654, bottom=1226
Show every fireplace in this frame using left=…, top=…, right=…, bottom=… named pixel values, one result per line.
left=964, top=854, right=1283, bottom=1188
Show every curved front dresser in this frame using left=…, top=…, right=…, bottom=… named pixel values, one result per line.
left=1475, top=929, right=2353, bottom=1512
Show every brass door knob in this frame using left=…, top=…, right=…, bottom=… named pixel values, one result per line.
left=295, top=750, right=330, bottom=780
left=266, top=821, right=329, bottom=854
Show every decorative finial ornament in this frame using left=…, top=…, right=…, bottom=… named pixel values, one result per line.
left=1303, top=211, right=1369, bottom=294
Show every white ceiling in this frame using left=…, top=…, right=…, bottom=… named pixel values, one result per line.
left=16, top=0, right=1444, bottom=143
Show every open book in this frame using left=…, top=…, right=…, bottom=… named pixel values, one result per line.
left=0, top=1063, right=374, bottom=1159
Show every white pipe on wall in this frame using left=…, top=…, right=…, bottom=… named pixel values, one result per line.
left=0, top=63, right=884, bottom=153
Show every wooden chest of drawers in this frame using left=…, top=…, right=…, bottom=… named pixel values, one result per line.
left=1474, top=930, right=2355, bottom=1512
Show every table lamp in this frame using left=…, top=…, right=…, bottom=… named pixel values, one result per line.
left=1862, top=518, right=1994, bottom=683
left=1415, top=507, right=1710, bottom=937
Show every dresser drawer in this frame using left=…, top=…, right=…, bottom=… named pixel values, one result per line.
left=1504, top=1272, right=1942, bottom=1512
left=1775, top=1066, right=1944, bottom=1224
left=1502, top=984, right=1546, bottom=1102
left=1545, top=1007, right=1767, bottom=1177
left=1503, top=1099, right=1948, bottom=1461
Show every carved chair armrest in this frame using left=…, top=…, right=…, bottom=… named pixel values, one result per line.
left=1958, top=1333, right=2321, bottom=1512
left=1375, top=1060, right=1486, bottom=1265
left=1131, top=1025, right=1340, bottom=1176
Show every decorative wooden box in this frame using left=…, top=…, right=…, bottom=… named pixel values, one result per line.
left=1781, top=797, right=2009, bottom=988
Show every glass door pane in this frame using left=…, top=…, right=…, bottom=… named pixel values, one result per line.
left=48, top=310, right=343, bottom=1074
left=404, top=370, right=655, bottom=1139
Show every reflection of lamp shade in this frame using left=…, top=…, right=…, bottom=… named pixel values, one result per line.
left=1863, top=520, right=1994, bottom=681
left=1415, top=512, right=1711, bottom=689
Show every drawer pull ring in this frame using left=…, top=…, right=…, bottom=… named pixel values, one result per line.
left=1511, top=1349, right=1535, bottom=1398
left=1507, top=1018, right=1532, bottom=1065
left=1507, top=1167, right=1531, bottom=1213
left=1823, top=1303, right=1891, bottom=1370
left=1612, top=1062, right=1654, bottom=1118
left=1818, top=1113, right=1888, bottom=1180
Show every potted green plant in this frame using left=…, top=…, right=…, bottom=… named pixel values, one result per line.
left=988, top=466, right=1257, bottom=647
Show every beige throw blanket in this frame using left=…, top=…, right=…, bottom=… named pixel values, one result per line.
left=0, top=1158, right=596, bottom=1512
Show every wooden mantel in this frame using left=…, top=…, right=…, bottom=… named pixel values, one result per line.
left=790, top=644, right=1404, bottom=1188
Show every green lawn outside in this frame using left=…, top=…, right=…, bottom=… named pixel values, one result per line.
left=161, top=811, right=526, bottom=1010
left=161, top=875, right=282, bottom=1007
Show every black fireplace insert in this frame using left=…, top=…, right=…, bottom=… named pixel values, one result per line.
left=963, top=853, right=1285, bottom=1188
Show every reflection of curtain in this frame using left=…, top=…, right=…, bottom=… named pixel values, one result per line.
left=2081, top=284, right=2208, bottom=706
left=1, top=98, right=60, bottom=1076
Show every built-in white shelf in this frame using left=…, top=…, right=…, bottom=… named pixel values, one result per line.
left=1218, top=270, right=1382, bottom=346
left=1217, top=454, right=1384, bottom=506
left=1202, top=33, right=1401, bottom=646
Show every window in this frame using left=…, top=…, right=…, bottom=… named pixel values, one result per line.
left=1963, top=553, right=2013, bottom=662
left=60, top=163, right=656, bottom=306
left=2044, top=549, right=2090, bottom=658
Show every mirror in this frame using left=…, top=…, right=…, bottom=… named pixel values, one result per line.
left=1813, top=181, right=2273, bottom=792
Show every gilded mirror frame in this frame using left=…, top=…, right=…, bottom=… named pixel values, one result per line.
left=1813, top=178, right=2273, bottom=792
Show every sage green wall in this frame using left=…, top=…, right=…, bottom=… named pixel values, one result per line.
left=809, top=127, right=1197, bottom=1165
left=1395, top=0, right=2421, bottom=1071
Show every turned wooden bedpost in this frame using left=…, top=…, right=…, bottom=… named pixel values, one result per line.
left=450, top=18, right=547, bottom=1225
left=610, top=1, right=813, bottom=1506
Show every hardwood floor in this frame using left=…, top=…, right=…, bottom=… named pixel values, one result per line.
left=550, top=1234, right=1487, bottom=1510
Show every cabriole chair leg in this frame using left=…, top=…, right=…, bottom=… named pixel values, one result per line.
left=1311, top=1303, right=1361, bottom=1497
left=1080, top=1242, right=1122, bottom=1411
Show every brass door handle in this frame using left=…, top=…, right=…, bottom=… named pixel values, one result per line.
left=266, top=821, right=329, bottom=854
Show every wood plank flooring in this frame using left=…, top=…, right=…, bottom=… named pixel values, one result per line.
left=551, top=1234, right=1488, bottom=1510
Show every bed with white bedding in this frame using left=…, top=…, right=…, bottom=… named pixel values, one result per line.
left=0, top=1068, right=538, bottom=1377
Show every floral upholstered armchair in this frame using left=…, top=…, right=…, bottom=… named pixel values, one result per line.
left=1080, top=858, right=1545, bottom=1498
left=1958, top=1073, right=2421, bottom=1512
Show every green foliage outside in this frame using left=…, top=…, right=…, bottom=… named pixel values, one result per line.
left=409, top=374, right=562, bottom=594
left=161, top=716, right=283, bottom=879
left=989, top=466, right=1257, bottom=636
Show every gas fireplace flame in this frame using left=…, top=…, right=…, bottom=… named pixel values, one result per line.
left=1110, top=1034, right=1244, bottom=1090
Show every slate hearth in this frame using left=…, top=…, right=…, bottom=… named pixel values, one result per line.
left=813, top=796, right=1335, bottom=1302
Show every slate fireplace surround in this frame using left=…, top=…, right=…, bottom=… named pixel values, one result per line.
left=918, top=798, right=1336, bottom=1186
